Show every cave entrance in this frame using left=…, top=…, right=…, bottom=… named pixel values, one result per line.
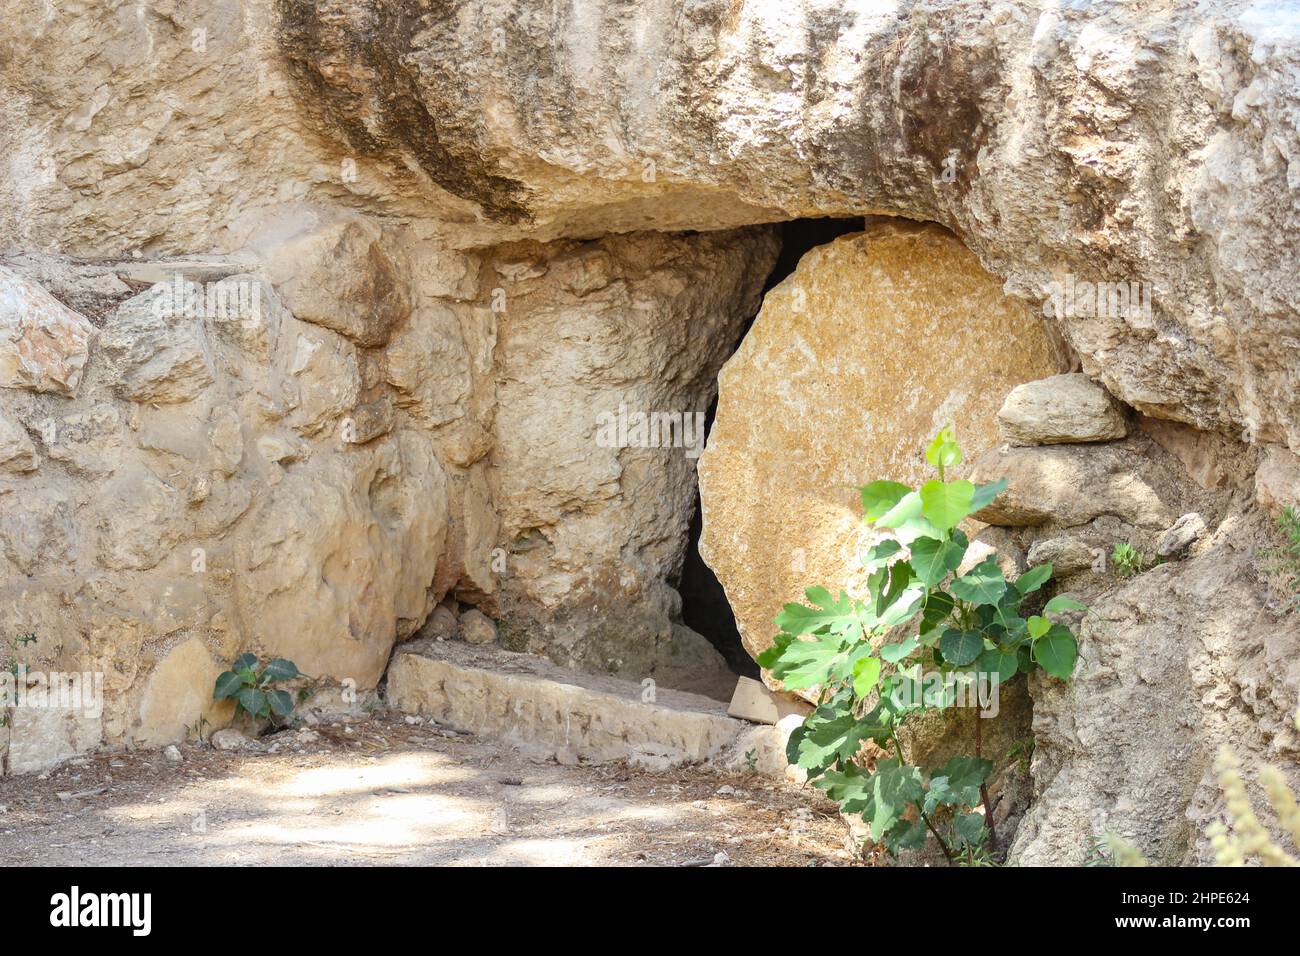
left=677, top=217, right=864, bottom=681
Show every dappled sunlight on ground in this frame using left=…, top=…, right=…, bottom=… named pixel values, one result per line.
left=0, top=713, right=856, bottom=867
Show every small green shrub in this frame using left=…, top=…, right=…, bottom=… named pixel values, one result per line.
left=213, top=653, right=303, bottom=724
left=1111, top=541, right=1146, bottom=577
left=760, top=428, right=1084, bottom=863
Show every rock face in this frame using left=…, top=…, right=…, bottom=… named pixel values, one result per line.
left=0, top=261, right=453, bottom=769
left=487, top=229, right=776, bottom=682
left=1, top=0, right=1299, bottom=869
left=998, top=373, right=1127, bottom=446
left=1010, top=515, right=1300, bottom=865
left=6, top=2, right=1300, bottom=454
left=698, top=222, right=1062, bottom=660
left=969, top=441, right=1179, bottom=529
left=0, top=221, right=770, bottom=770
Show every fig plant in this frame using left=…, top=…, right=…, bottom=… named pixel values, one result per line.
left=213, top=653, right=303, bottom=724
left=760, top=428, right=1084, bottom=862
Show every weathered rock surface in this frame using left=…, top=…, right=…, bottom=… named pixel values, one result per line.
left=970, top=440, right=1181, bottom=529
left=2, top=0, right=1299, bottom=870
left=0, top=266, right=94, bottom=397
left=0, top=410, right=37, bottom=473
left=998, top=373, right=1127, bottom=446
left=459, top=609, right=497, bottom=646
left=388, top=639, right=753, bottom=772
left=1255, top=444, right=1300, bottom=516
left=1010, top=511, right=1300, bottom=865
left=487, top=228, right=777, bottom=680
left=0, top=259, right=453, bottom=768
left=1026, top=535, right=1101, bottom=577
left=698, top=222, right=1061, bottom=660
left=0, top=220, right=771, bottom=770
left=6, top=2, right=1300, bottom=455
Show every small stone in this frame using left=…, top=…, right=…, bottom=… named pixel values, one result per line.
left=422, top=604, right=458, bottom=641
left=209, top=728, right=252, bottom=751
left=459, top=608, right=498, bottom=645
left=997, top=373, right=1128, bottom=446
left=1027, top=536, right=1101, bottom=575
left=1157, top=512, right=1206, bottom=558
left=163, top=745, right=183, bottom=764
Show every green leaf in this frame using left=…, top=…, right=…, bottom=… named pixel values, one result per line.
left=954, top=811, right=987, bottom=848
left=1015, top=563, right=1053, bottom=595
left=880, top=636, right=919, bottom=664
left=938, top=755, right=993, bottom=792
left=860, top=481, right=912, bottom=522
left=976, top=647, right=1018, bottom=684
left=919, top=479, right=975, bottom=531
left=756, top=633, right=793, bottom=670
left=870, top=760, right=925, bottom=840
left=939, top=629, right=983, bottom=666
left=767, top=631, right=851, bottom=691
left=852, top=656, right=882, bottom=697
left=1043, top=594, right=1088, bottom=615
left=812, top=764, right=874, bottom=814
left=775, top=588, right=860, bottom=637
left=920, top=590, right=956, bottom=636
left=859, top=539, right=903, bottom=571
left=876, top=491, right=943, bottom=545
left=875, top=561, right=913, bottom=613
left=909, top=535, right=967, bottom=587
left=268, top=689, right=294, bottom=716
left=213, top=671, right=243, bottom=700
left=233, top=652, right=258, bottom=672
left=1034, top=625, right=1078, bottom=680
left=260, top=658, right=301, bottom=682
left=888, top=817, right=929, bottom=853
left=970, top=477, right=1008, bottom=513
left=925, top=427, right=963, bottom=477
left=792, top=709, right=882, bottom=773
left=950, top=557, right=1008, bottom=606
left=1026, top=615, right=1051, bottom=639
left=927, top=755, right=993, bottom=813
left=236, top=686, right=268, bottom=718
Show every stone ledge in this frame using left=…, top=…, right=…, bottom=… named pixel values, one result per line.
left=388, top=638, right=763, bottom=772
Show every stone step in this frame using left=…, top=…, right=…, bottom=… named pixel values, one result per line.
left=387, top=638, right=787, bottom=773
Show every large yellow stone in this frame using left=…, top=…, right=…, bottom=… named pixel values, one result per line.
left=698, top=221, right=1063, bottom=663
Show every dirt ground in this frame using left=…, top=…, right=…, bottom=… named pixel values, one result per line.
left=0, top=712, right=859, bottom=866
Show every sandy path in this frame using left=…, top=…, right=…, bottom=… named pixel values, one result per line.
left=0, top=712, right=856, bottom=867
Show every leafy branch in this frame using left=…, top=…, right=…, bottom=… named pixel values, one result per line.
left=761, top=428, right=1085, bottom=861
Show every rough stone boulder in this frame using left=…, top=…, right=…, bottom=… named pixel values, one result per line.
left=698, top=221, right=1062, bottom=661
left=969, top=440, right=1180, bottom=529
left=998, top=373, right=1127, bottom=446
left=0, top=266, right=95, bottom=397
